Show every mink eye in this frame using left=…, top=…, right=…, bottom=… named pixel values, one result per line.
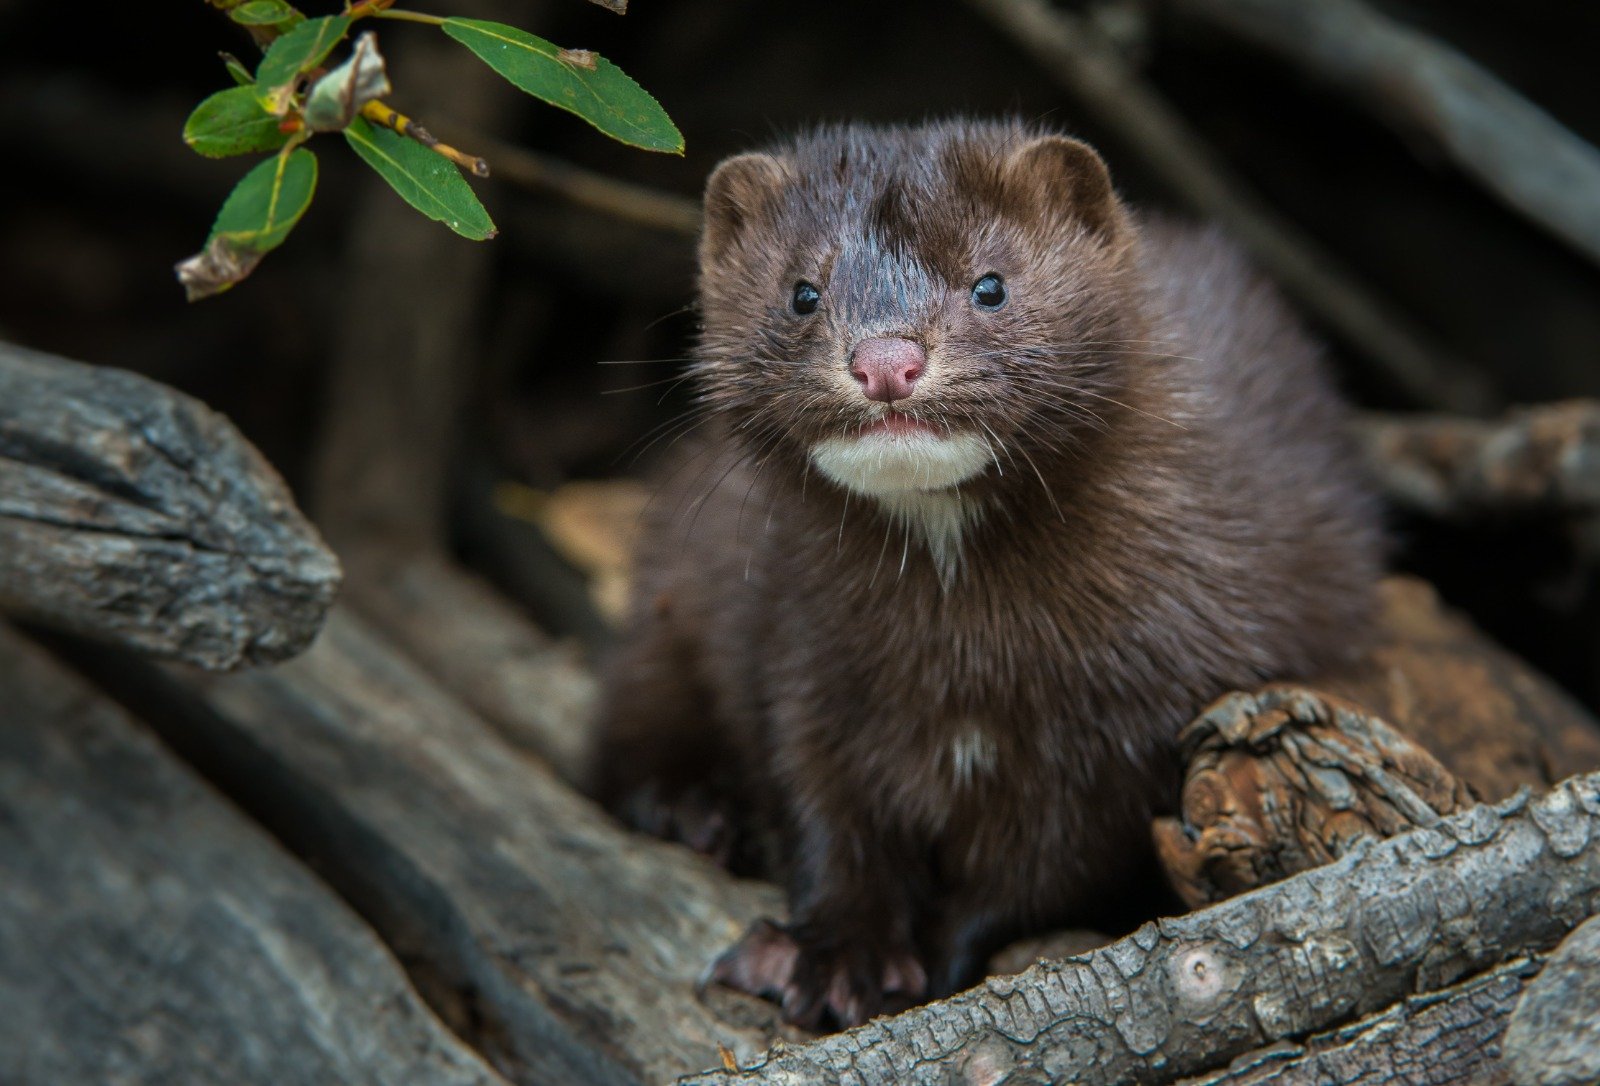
left=971, top=273, right=1007, bottom=310
left=791, top=281, right=821, bottom=315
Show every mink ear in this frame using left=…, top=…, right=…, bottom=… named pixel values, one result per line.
left=1002, top=136, right=1124, bottom=237
left=701, top=152, right=788, bottom=268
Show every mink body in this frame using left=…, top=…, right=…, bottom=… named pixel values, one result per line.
left=590, top=119, right=1383, bottom=1028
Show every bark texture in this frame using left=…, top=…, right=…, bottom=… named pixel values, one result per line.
left=1503, top=914, right=1600, bottom=1086
left=1180, top=956, right=1536, bottom=1085
left=0, top=341, right=340, bottom=668
left=683, top=772, right=1600, bottom=1086
left=1154, top=686, right=1475, bottom=909
left=1356, top=402, right=1600, bottom=520
left=339, top=550, right=597, bottom=783
left=0, top=622, right=505, bottom=1086
left=81, top=608, right=786, bottom=1086
left=1317, top=576, right=1600, bottom=798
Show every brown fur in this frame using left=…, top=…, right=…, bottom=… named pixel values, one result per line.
left=589, top=119, right=1384, bottom=1028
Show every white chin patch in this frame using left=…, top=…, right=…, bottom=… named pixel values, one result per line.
left=808, top=431, right=992, bottom=498
left=809, top=431, right=992, bottom=584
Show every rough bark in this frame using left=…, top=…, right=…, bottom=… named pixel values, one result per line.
left=1502, top=914, right=1600, bottom=1086
left=0, top=341, right=340, bottom=669
left=1154, top=686, right=1475, bottom=909
left=960, top=0, right=1496, bottom=411
left=1175, top=0, right=1600, bottom=268
left=684, top=772, right=1600, bottom=1086
left=1317, top=576, right=1600, bottom=798
left=1179, top=956, right=1536, bottom=1085
left=0, top=622, right=505, bottom=1086
left=1356, top=402, right=1600, bottom=520
left=76, top=608, right=787, bottom=1086
left=342, top=549, right=597, bottom=782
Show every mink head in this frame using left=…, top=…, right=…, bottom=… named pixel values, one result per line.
left=692, top=119, right=1146, bottom=503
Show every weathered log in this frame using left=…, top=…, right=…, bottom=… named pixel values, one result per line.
left=1503, top=914, right=1600, bottom=1086
left=1182, top=956, right=1537, bottom=1085
left=0, top=622, right=505, bottom=1086
left=78, top=607, right=786, bottom=1086
left=685, top=772, right=1600, bottom=1086
left=1153, top=576, right=1600, bottom=912
left=295, top=557, right=1600, bottom=1080
left=960, top=0, right=1496, bottom=412
left=1318, top=576, right=1600, bottom=798
left=0, top=341, right=340, bottom=669
left=342, top=549, right=597, bottom=782
left=1356, top=402, right=1600, bottom=520
left=1153, top=686, right=1475, bottom=909
left=1174, top=0, right=1600, bottom=268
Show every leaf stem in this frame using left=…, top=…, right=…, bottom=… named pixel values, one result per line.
left=368, top=8, right=446, bottom=25
left=360, top=100, right=490, bottom=177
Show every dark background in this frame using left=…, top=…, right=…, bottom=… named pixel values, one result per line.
left=2, top=0, right=1598, bottom=704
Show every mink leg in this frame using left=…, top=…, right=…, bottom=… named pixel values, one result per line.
left=706, top=816, right=930, bottom=1028
left=589, top=628, right=743, bottom=867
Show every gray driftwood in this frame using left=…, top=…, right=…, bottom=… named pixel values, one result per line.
left=1182, top=956, right=1538, bottom=1085
left=1175, top=0, right=1600, bottom=268
left=0, top=341, right=340, bottom=668
left=85, top=607, right=786, bottom=1086
left=1503, top=915, right=1600, bottom=1086
left=0, top=622, right=505, bottom=1086
left=684, top=772, right=1600, bottom=1086
left=340, top=550, right=597, bottom=783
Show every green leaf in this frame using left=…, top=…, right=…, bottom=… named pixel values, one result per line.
left=439, top=18, right=682, bottom=153
left=343, top=118, right=496, bottom=240
left=255, top=15, right=352, bottom=112
left=230, top=0, right=301, bottom=27
left=220, top=51, right=255, bottom=86
left=184, top=85, right=290, bottom=158
left=213, top=146, right=318, bottom=253
left=176, top=147, right=317, bottom=300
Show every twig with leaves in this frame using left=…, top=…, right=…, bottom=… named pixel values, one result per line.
left=177, top=0, right=682, bottom=300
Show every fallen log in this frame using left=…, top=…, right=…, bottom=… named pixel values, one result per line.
left=77, top=607, right=786, bottom=1086
left=1182, top=956, right=1539, bottom=1086
left=0, top=622, right=505, bottom=1086
left=685, top=771, right=1600, bottom=1086
left=1503, top=914, right=1600, bottom=1086
left=1153, top=686, right=1476, bottom=909
left=1318, top=576, right=1600, bottom=797
left=1356, top=402, right=1600, bottom=521
left=0, top=341, right=340, bottom=668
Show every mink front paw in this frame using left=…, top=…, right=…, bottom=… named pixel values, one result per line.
left=612, top=780, right=736, bottom=867
left=703, top=918, right=927, bottom=1029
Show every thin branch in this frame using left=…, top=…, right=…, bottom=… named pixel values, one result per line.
left=962, top=0, right=1496, bottom=413
left=1175, top=0, right=1600, bottom=269
left=684, top=771, right=1600, bottom=1085
left=1355, top=400, right=1600, bottom=519
left=360, top=99, right=490, bottom=177
left=452, top=123, right=703, bottom=236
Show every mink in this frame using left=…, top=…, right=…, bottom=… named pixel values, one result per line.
left=588, top=119, right=1384, bottom=1029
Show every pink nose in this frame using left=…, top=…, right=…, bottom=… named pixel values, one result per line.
left=849, top=338, right=926, bottom=403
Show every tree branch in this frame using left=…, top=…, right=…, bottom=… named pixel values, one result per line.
left=961, top=0, right=1496, bottom=412
left=685, top=771, right=1600, bottom=1085
left=1174, top=0, right=1600, bottom=269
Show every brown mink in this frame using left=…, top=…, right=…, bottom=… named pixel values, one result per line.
left=589, top=119, right=1383, bottom=1029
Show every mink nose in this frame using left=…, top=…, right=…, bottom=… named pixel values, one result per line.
left=848, top=338, right=926, bottom=403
